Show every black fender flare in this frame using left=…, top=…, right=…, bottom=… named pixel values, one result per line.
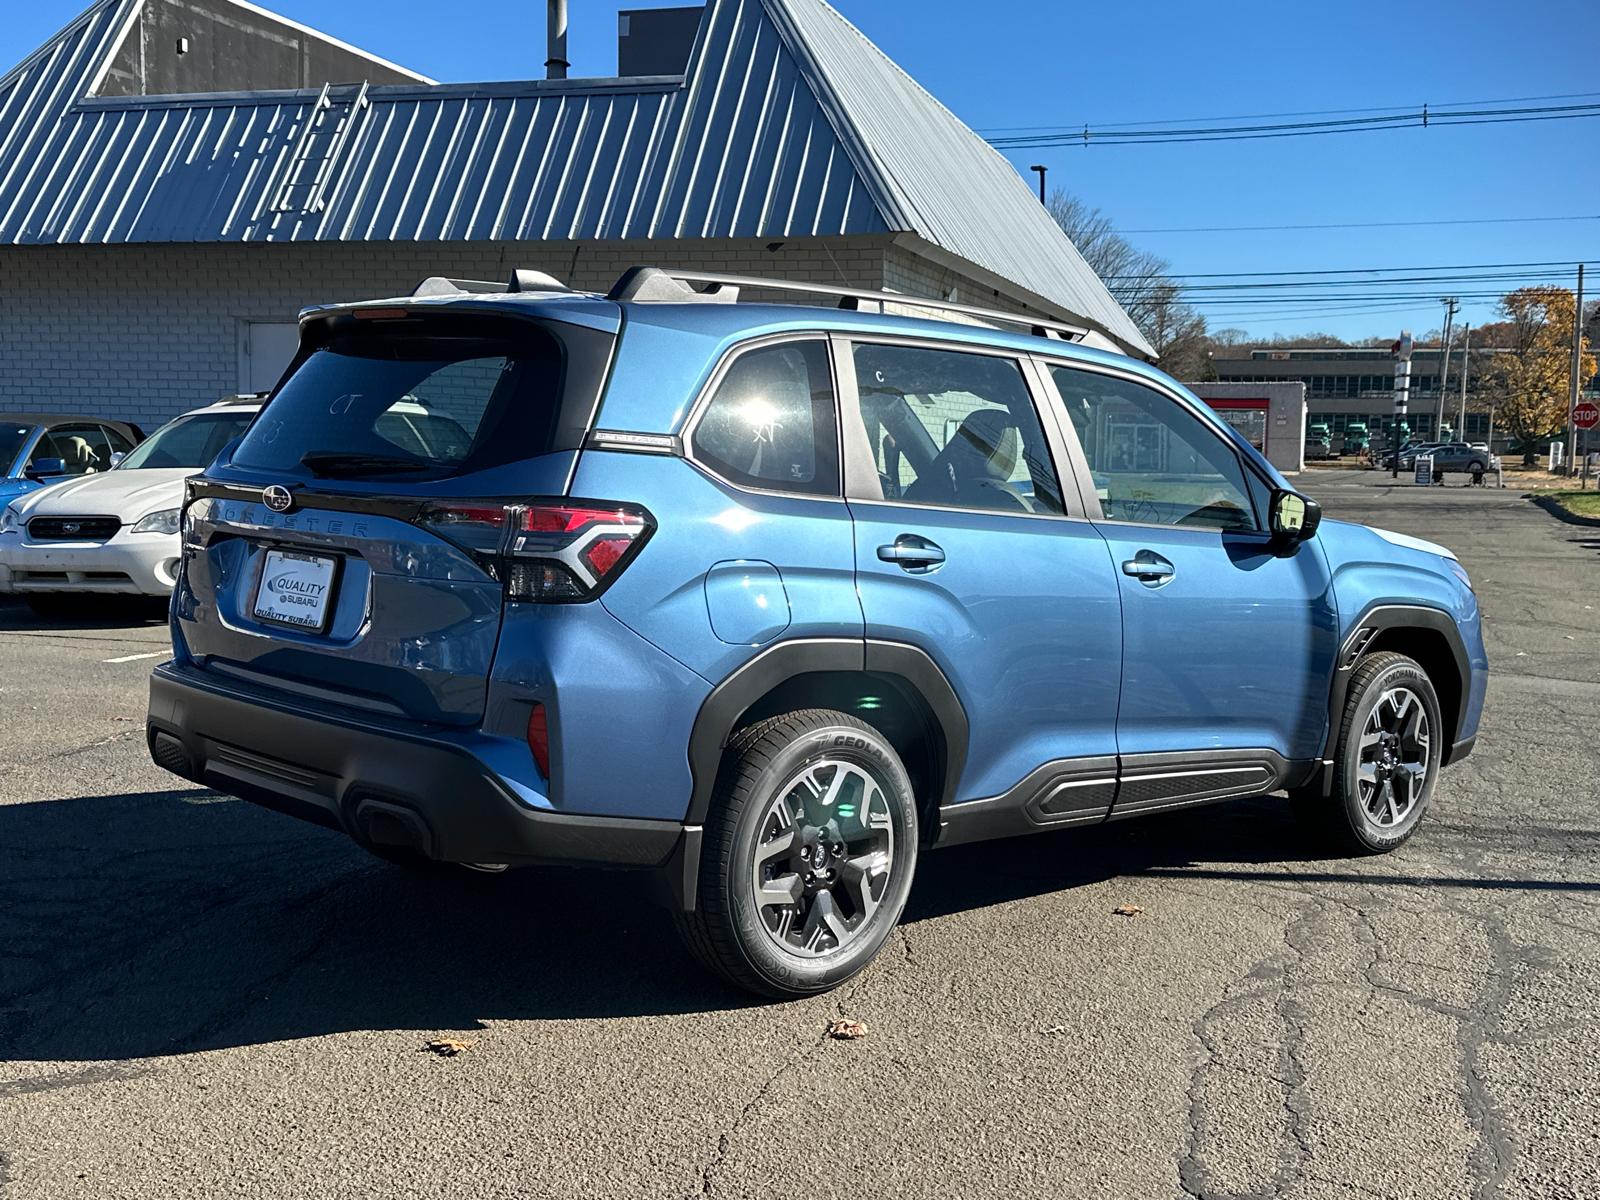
left=683, top=638, right=969, bottom=826
left=1315, top=602, right=1474, bottom=795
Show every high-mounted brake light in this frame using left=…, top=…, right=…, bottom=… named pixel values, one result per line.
left=412, top=499, right=654, bottom=603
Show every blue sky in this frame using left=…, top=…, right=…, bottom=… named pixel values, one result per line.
left=6, top=0, right=1598, bottom=341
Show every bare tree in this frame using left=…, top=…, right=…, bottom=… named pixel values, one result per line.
left=1047, top=189, right=1206, bottom=377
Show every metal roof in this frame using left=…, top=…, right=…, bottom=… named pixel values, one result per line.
left=0, top=0, right=1152, bottom=354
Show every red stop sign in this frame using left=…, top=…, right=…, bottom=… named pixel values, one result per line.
left=1575, top=401, right=1600, bottom=430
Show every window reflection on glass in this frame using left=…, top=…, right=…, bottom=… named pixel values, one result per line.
left=849, top=343, right=1061, bottom=515
left=1050, top=366, right=1258, bottom=531
left=690, top=341, right=839, bottom=496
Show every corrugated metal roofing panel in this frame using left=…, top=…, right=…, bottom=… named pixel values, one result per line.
left=0, top=0, right=1144, bottom=351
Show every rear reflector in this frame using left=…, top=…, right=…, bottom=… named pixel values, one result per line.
left=527, top=703, right=550, bottom=777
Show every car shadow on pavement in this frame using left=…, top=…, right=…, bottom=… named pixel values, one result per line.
left=0, top=594, right=168, bottom=630
left=4, top=784, right=1582, bottom=1066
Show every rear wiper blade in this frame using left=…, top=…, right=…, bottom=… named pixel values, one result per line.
left=299, top=451, right=431, bottom=478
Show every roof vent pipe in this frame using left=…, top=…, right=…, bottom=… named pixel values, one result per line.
left=546, top=0, right=569, bottom=79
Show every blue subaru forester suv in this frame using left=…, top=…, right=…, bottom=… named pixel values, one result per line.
left=147, top=267, right=1486, bottom=997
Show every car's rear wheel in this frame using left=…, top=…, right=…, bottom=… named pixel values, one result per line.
left=1291, top=651, right=1442, bottom=854
left=674, top=709, right=918, bottom=998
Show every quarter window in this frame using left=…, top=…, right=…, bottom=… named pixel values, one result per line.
left=690, top=340, right=839, bottom=496
left=849, top=343, right=1062, bottom=514
left=1049, top=366, right=1258, bottom=531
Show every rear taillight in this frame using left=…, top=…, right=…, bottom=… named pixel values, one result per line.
left=526, top=703, right=550, bottom=777
left=413, top=499, right=653, bottom=603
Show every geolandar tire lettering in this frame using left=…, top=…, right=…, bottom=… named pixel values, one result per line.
left=674, top=709, right=918, bottom=999
left=1291, top=651, right=1442, bottom=855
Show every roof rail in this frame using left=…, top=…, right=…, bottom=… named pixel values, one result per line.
left=606, top=266, right=1090, bottom=343
left=411, top=270, right=571, bottom=298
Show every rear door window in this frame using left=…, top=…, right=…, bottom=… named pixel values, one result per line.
left=851, top=343, right=1062, bottom=514
left=232, top=315, right=576, bottom=482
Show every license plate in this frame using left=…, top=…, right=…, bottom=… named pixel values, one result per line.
left=254, top=550, right=338, bottom=631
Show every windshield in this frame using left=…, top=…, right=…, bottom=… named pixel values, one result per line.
left=117, top=412, right=256, bottom=470
left=0, top=423, right=36, bottom=476
left=232, top=315, right=565, bottom=481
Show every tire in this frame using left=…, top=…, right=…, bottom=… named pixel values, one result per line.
left=674, top=709, right=919, bottom=999
left=1290, top=651, right=1442, bottom=854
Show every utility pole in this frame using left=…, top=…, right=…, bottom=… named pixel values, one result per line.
left=1030, top=165, right=1047, bottom=205
left=1435, top=297, right=1458, bottom=438
left=1456, top=324, right=1471, bottom=444
left=1392, top=330, right=1413, bottom=478
left=1568, top=263, right=1585, bottom=477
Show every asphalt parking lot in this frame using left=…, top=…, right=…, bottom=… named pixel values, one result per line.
left=2, top=474, right=1597, bottom=1200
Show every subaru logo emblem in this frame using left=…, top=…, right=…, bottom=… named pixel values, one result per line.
left=263, top=485, right=294, bottom=513
left=62, top=522, right=80, bottom=534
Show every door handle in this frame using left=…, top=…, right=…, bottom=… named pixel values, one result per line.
left=878, top=535, right=945, bottom=573
left=1122, top=552, right=1175, bottom=586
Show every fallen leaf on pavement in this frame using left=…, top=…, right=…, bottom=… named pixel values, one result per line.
left=423, top=1038, right=476, bottom=1056
left=1112, top=905, right=1144, bottom=917
left=827, top=1020, right=868, bottom=1040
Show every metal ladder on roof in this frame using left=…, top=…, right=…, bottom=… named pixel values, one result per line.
left=271, top=81, right=370, bottom=214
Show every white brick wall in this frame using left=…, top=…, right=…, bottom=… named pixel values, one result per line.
left=0, top=235, right=1062, bottom=429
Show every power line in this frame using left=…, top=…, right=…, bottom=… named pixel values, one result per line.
left=1102, top=258, right=1592, bottom=280
left=1118, top=214, right=1600, bottom=234
left=986, top=100, right=1600, bottom=148
left=977, top=91, right=1600, bottom=134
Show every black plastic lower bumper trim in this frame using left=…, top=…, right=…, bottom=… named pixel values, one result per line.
left=147, top=662, right=683, bottom=869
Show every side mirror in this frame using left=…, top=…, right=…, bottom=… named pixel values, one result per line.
left=24, top=457, right=65, bottom=481
left=1269, top=489, right=1321, bottom=543
left=109, top=451, right=125, bottom=467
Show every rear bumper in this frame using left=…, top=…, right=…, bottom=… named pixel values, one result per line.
left=146, top=661, right=685, bottom=869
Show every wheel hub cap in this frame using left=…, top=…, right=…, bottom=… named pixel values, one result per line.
left=1356, top=687, right=1430, bottom=828
left=751, top=759, right=895, bottom=958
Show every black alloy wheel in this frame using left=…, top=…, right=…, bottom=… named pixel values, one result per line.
left=675, top=709, right=918, bottom=998
left=1291, top=651, right=1443, bottom=854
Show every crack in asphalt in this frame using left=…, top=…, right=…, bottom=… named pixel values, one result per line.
left=0, top=1064, right=155, bottom=1099
left=0, top=729, right=141, bottom=776
left=699, top=1027, right=830, bottom=1196
left=1178, top=903, right=1319, bottom=1200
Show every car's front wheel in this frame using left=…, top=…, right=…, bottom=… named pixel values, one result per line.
left=674, top=709, right=918, bottom=998
left=1291, top=651, right=1442, bottom=854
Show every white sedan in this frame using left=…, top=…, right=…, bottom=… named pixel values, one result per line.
left=0, top=397, right=261, bottom=614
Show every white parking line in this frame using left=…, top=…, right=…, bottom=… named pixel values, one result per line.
left=102, top=652, right=164, bottom=664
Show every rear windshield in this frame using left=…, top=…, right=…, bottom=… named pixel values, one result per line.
left=0, top=424, right=34, bottom=475
left=232, top=315, right=574, bottom=482
left=117, top=412, right=255, bottom=470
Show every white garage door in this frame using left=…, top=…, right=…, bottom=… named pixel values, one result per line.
left=240, top=323, right=300, bottom=394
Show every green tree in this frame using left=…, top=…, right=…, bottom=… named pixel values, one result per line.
left=1479, top=287, right=1595, bottom=465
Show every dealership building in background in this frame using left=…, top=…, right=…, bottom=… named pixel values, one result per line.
left=1209, top=345, right=1496, bottom=444
left=0, top=0, right=1149, bottom=430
